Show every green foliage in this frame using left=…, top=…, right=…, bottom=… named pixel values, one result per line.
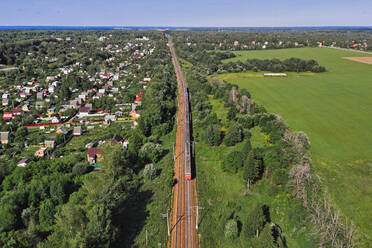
left=71, top=163, right=88, bottom=177
left=243, top=150, right=263, bottom=185
left=241, top=139, right=252, bottom=155
left=222, top=151, right=244, bottom=173
left=227, top=107, right=237, bottom=121
left=224, top=123, right=243, bottom=146
left=139, top=142, right=164, bottom=163
left=272, top=169, right=288, bottom=186
left=244, top=205, right=268, bottom=238
left=143, top=163, right=157, bottom=180
left=202, top=124, right=222, bottom=146
left=38, top=199, right=55, bottom=232
left=253, top=224, right=277, bottom=248
left=224, top=219, right=238, bottom=239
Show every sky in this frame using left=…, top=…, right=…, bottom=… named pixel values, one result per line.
left=1, top=0, right=372, bottom=27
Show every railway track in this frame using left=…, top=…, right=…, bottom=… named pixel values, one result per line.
left=167, top=34, right=196, bottom=248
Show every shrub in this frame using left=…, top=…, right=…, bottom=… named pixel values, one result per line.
left=140, top=142, right=164, bottom=163
left=202, top=124, right=221, bottom=146
left=224, top=219, right=238, bottom=239
left=222, top=151, right=244, bottom=173
left=143, top=163, right=157, bottom=180
left=224, top=123, right=243, bottom=146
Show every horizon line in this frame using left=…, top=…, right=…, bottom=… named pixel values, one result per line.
left=1, top=25, right=372, bottom=28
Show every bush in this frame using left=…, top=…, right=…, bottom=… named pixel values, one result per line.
left=222, top=151, right=244, bottom=173
left=272, top=169, right=288, bottom=186
left=202, top=124, right=221, bottom=146
left=224, top=123, right=243, bottom=146
left=224, top=219, right=238, bottom=239
left=72, top=163, right=88, bottom=176
left=140, top=142, right=164, bottom=163
left=143, top=163, right=157, bottom=180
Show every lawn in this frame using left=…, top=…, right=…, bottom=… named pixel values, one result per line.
left=217, top=47, right=372, bottom=246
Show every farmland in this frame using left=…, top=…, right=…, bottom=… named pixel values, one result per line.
left=217, top=47, right=372, bottom=245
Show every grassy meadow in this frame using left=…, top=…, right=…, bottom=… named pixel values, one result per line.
left=217, top=47, right=372, bottom=246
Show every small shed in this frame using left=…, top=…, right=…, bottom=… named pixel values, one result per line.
left=73, top=126, right=82, bottom=136
left=1, top=132, right=9, bottom=145
left=87, top=148, right=104, bottom=165
left=17, top=158, right=31, bottom=167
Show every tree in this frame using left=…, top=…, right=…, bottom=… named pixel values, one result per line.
left=202, top=124, right=221, bottom=146
left=227, top=107, right=237, bottom=121
left=140, top=142, right=164, bottom=163
left=244, top=205, right=268, bottom=238
left=224, top=219, right=238, bottom=239
left=143, top=163, right=157, bottom=180
left=253, top=224, right=277, bottom=248
left=39, top=199, right=56, bottom=232
left=14, top=126, right=28, bottom=142
left=241, top=139, right=252, bottom=155
left=222, top=151, right=244, bottom=173
left=243, top=150, right=262, bottom=188
left=224, top=123, right=243, bottom=146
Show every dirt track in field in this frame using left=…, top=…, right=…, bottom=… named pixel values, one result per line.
left=343, top=57, right=372, bottom=64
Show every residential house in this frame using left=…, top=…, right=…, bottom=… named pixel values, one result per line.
left=35, top=101, right=45, bottom=109
left=130, top=110, right=140, bottom=119
left=1, top=132, right=9, bottom=145
left=84, top=103, right=93, bottom=112
left=143, top=77, right=151, bottom=83
left=37, top=92, right=44, bottom=100
left=17, top=158, right=30, bottom=167
left=123, top=138, right=129, bottom=149
left=56, top=126, right=68, bottom=135
left=3, top=112, right=12, bottom=120
left=78, top=107, right=90, bottom=117
left=48, top=85, right=55, bottom=93
left=13, top=108, right=23, bottom=116
left=22, top=104, right=30, bottom=112
left=93, top=92, right=103, bottom=99
left=45, top=140, right=55, bottom=149
left=35, top=147, right=47, bottom=158
left=87, top=148, right=103, bottom=164
left=69, top=100, right=79, bottom=109
left=112, top=135, right=122, bottom=144
left=46, top=76, right=57, bottom=82
left=2, top=98, right=9, bottom=106
left=73, top=126, right=82, bottom=136
left=2, top=93, right=8, bottom=99
left=78, top=93, right=87, bottom=101
left=51, top=116, right=60, bottom=123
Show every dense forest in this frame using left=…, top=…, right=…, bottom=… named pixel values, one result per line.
left=172, top=29, right=372, bottom=51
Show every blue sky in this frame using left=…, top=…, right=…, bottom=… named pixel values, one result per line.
left=1, top=0, right=371, bottom=26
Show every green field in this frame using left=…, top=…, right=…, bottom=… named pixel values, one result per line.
left=217, top=47, right=372, bottom=245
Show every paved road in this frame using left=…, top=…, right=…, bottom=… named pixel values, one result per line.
left=167, top=35, right=196, bottom=248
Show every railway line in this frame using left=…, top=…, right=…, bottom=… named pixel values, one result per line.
left=167, top=34, right=196, bottom=248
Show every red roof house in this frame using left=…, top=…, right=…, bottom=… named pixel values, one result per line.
left=3, top=112, right=12, bottom=120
